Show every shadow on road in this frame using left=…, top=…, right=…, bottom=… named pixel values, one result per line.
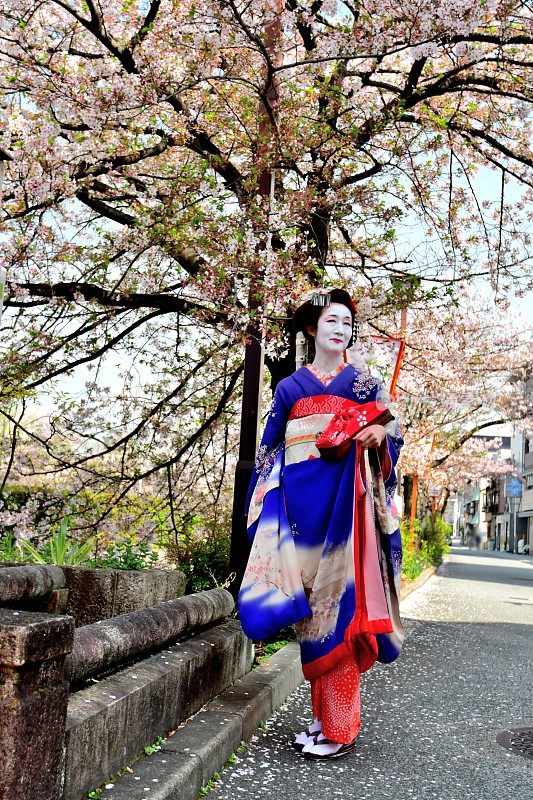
left=435, top=547, right=533, bottom=589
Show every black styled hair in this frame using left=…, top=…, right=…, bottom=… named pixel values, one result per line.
left=293, top=288, right=357, bottom=348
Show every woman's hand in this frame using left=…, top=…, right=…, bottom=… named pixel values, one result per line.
left=355, top=424, right=386, bottom=449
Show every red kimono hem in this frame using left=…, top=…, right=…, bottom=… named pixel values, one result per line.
left=347, top=614, right=393, bottom=638
left=302, top=641, right=352, bottom=681
left=301, top=613, right=393, bottom=681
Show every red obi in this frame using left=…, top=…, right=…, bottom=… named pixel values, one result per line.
left=288, top=395, right=393, bottom=460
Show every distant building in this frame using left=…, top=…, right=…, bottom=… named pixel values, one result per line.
left=459, top=425, right=526, bottom=552
left=462, top=481, right=482, bottom=545
left=518, top=436, right=533, bottom=553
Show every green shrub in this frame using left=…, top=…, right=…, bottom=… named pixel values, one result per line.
left=400, top=519, right=428, bottom=580
left=0, top=484, right=171, bottom=550
left=94, top=538, right=159, bottom=570
left=252, top=625, right=297, bottom=667
left=1, top=483, right=233, bottom=581
left=420, top=512, right=451, bottom=567
left=164, top=511, right=231, bottom=593
left=400, top=513, right=451, bottom=581
left=20, top=517, right=96, bottom=566
left=1, top=484, right=170, bottom=570
left=0, top=531, right=18, bottom=562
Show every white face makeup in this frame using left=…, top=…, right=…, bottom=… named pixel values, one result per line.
left=310, top=302, right=353, bottom=357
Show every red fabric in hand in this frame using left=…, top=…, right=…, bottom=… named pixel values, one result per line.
left=316, top=401, right=394, bottom=459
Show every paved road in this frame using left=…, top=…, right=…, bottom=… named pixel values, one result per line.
left=210, top=547, right=533, bottom=800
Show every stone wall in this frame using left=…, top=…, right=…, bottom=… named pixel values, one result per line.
left=65, top=588, right=235, bottom=684
left=0, top=587, right=248, bottom=800
left=0, top=609, right=74, bottom=800
left=0, top=563, right=186, bottom=625
left=63, top=566, right=186, bottom=626
left=0, top=564, right=68, bottom=614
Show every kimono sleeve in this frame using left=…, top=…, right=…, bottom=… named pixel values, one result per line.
left=375, top=382, right=403, bottom=488
left=244, top=380, right=291, bottom=517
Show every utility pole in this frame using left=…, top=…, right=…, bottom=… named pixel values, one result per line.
left=229, top=2, right=284, bottom=599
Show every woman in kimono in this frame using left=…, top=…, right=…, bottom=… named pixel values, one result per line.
left=238, top=288, right=405, bottom=760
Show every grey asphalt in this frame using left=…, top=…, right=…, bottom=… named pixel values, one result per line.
left=209, top=546, right=533, bottom=800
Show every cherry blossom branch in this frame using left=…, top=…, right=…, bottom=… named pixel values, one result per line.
left=447, top=122, right=533, bottom=173
left=47, top=0, right=246, bottom=198
left=430, top=418, right=509, bottom=468
left=76, top=188, right=136, bottom=226
left=54, top=341, right=232, bottom=470
left=7, top=281, right=227, bottom=321
left=24, top=310, right=163, bottom=390
left=129, top=0, right=161, bottom=51
left=0, top=400, right=26, bottom=494
left=86, top=362, right=244, bottom=526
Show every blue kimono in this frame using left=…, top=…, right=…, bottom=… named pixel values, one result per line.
left=238, top=364, right=405, bottom=680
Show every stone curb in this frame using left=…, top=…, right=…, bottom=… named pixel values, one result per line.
left=100, top=641, right=303, bottom=800
left=0, top=564, right=65, bottom=603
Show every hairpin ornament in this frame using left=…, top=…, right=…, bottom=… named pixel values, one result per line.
left=310, top=289, right=332, bottom=307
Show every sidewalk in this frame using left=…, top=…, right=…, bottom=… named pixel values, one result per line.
left=208, top=548, right=533, bottom=800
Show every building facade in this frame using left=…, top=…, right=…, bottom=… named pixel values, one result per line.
left=459, top=426, right=528, bottom=552
left=518, top=436, right=533, bottom=553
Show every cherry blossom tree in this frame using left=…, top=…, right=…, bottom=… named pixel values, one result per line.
left=375, top=292, right=533, bottom=508
left=0, top=1, right=532, bottom=532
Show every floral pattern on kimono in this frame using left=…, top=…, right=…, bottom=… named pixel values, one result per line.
left=239, top=364, right=405, bottom=680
